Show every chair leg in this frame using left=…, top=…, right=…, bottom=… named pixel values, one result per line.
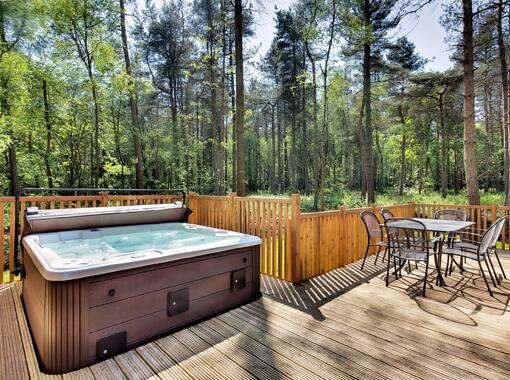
left=361, top=245, right=370, bottom=271
left=393, top=256, right=399, bottom=278
left=477, top=259, right=494, bottom=297
left=422, top=258, right=430, bottom=297
left=487, top=254, right=501, bottom=286
left=381, top=246, right=388, bottom=262
left=484, top=257, right=497, bottom=288
left=386, top=252, right=392, bottom=288
left=445, top=254, right=450, bottom=277
left=374, top=246, right=382, bottom=266
left=449, top=256, right=454, bottom=276
left=493, top=251, right=507, bottom=280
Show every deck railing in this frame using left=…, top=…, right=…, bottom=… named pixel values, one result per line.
left=1, top=192, right=509, bottom=284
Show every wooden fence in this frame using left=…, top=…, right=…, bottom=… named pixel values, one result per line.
left=187, top=193, right=298, bottom=282
left=1, top=192, right=510, bottom=285
left=299, top=203, right=415, bottom=279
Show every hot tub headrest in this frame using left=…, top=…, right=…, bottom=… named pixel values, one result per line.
left=23, top=204, right=192, bottom=235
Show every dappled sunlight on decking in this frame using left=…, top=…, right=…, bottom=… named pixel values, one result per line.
left=2, top=252, right=510, bottom=379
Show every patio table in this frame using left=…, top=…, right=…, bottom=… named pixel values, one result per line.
left=385, top=218, right=474, bottom=287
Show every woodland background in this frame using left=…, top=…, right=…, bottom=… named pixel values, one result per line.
left=1, top=0, right=509, bottom=210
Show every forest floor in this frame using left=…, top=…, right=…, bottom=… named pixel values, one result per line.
left=249, top=189, right=506, bottom=211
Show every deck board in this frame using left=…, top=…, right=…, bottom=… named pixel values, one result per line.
left=2, top=252, right=510, bottom=379
left=0, top=284, right=29, bottom=380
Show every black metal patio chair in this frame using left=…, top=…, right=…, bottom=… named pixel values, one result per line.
left=384, top=218, right=433, bottom=297
left=442, top=220, right=501, bottom=297
left=360, top=210, right=388, bottom=270
left=433, top=209, right=469, bottom=274
left=449, top=216, right=508, bottom=286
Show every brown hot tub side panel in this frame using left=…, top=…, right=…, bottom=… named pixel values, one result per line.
left=23, top=246, right=261, bottom=374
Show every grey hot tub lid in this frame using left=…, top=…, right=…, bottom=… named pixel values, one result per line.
left=24, top=204, right=191, bottom=234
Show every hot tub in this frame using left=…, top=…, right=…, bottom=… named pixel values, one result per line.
left=21, top=204, right=261, bottom=374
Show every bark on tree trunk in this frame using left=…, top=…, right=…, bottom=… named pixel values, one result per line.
left=462, top=0, right=480, bottom=205
left=363, top=40, right=375, bottom=203
left=42, top=79, right=54, bottom=188
left=399, top=132, right=406, bottom=196
left=505, top=1, right=510, bottom=204
left=439, top=92, right=448, bottom=198
left=301, top=44, right=309, bottom=193
left=119, top=0, right=144, bottom=188
left=306, top=41, right=319, bottom=210
left=235, top=0, right=245, bottom=195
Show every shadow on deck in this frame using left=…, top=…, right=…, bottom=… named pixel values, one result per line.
left=2, top=252, right=510, bottom=379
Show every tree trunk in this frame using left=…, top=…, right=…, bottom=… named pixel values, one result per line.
left=42, top=79, right=54, bottom=188
left=504, top=0, right=510, bottom=204
left=399, top=132, right=406, bottom=196
left=306, top=41, right=319, bottom=210
left=482, top=70, right=492, bottom=192
left=234, top=0, right=246, bottom=196
left=119, top=0, right=144, bottom=188
left=363, top=41, right=374, bottom=203
left=462, top=0, right=480, bottom=205
left=301, top=44, right=309, bottom=193
left=0, top=4, right=17, bottom=195
left=362, top=0, right=375, bottom=203
left=439, top=92, right=448, bottom=198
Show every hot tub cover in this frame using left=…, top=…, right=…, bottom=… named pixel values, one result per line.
left=23, top=203, right=190, bottom=235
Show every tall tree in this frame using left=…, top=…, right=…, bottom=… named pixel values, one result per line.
left=119, top=0, right=144, bottom=188
left=502, top=0, right=510, bottom=205
left=462, top=0, right=480, bottom=205
left=234, top=0, right=246, bottom=195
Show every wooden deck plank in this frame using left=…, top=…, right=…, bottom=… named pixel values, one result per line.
left=314, top=293, right=510, bottom=377
left=114, top=349, right=161, bottom=380
left=0, top=284, right=29, bottom=380
left=204, top=317, right=321, bottom=380
left=62, top=368, right=95, bottom=380
left=172, top=329, right=257, bottom=380
left=188, top=322, right=290, bottom=380
left=231, top=305, right=401, bottom=380
left=155, top=335, right=226, bottom=380
left=339, top=273, right=510, bottom=351
left=88, top=359, right=127, bottom=380
left=135, top=343, right=193, bottom=380
left=248, top=298, right=505, bottom=380
left=236, top=301, right=437, bottom=380
left=217, top=309, right=354, bottom=380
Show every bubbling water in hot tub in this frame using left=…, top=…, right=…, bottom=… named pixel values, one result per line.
left=37, top=223, right=238, bottom=262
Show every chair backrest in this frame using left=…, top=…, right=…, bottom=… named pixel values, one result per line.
left=360, top=211, right=383, bottom=241
left=478, top=221, right=498, bottom=256
left=381, top=208, right=394, bottom=221
left=384, top=217, right=429, bottom=252
left=434, top=209, right=468, bottom=221
left=488, top=216, right=509, bottom=250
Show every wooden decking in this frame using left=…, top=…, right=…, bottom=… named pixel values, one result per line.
left=2, top=253, right=510, bottom=379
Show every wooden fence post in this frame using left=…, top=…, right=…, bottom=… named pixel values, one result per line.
left=100, top=191, right=109, bottom=207
left=409, top=201, right=415, bottom=217
left=290, top=193, right=302, bottom=284
left=228, top=192, right=236, bottom=230
left=337, top=206, right=346, bottom=267
left=188, top=192, right=198, bottom=224
left=491, top=204, right=497, bottom=222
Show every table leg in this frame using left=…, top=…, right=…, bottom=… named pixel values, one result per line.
left=434, top=239, right=447, bottom=287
